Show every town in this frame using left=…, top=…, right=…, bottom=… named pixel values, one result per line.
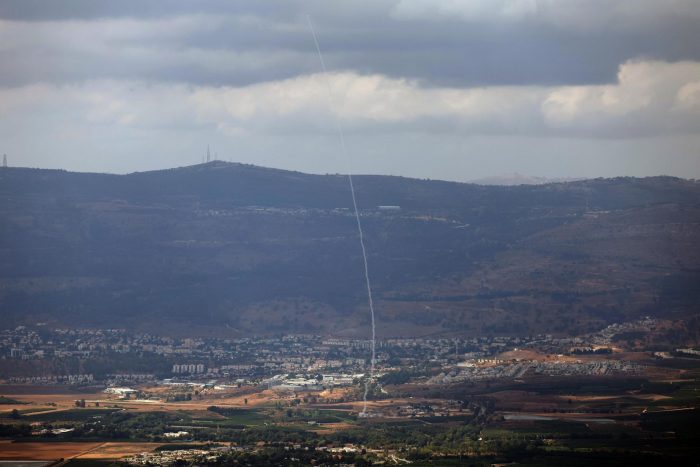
left=0, top=317, right=673, bottom=389
left=2, top=318, right=699, bottom=465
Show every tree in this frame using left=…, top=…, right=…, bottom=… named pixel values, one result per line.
left=9, top=409, right=20, bottom=420
left=244, top=398, right=248, bottom=405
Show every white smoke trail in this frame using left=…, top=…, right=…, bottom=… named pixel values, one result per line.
left=306, top=15, right=376, bottom=415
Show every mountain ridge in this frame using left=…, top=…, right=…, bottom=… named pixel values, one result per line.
left=1, top=163, right=698, bottom=337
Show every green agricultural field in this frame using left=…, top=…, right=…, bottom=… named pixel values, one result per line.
left=204, top=407, right=272, bottom=426
left=0, top=407, right=56, bottom=418
left=0, top=396, right=27, bottom=405
left=25, top=408, right=122, bottom=422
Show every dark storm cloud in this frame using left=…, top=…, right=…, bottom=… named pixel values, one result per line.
left=0, top=0, right=699, bottom=88
left=0, top=0, right=294, bottom=21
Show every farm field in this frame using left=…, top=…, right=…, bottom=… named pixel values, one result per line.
left=0, top=352, right=699, bottom=464
left=75, top=442, right=171, bottom=460
left=0, top=440, right=163, bottom=461
left=0, top=440, right=104, bottom=461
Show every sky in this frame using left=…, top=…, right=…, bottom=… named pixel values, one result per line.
left=0, top=0, right=699, bottom=181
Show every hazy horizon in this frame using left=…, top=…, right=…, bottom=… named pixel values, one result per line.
left=3, top=158, right=698, bottom=185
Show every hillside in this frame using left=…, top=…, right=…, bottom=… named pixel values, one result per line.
left=1, top=162, right=699, bottom=337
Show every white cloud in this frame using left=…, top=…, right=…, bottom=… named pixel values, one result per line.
left=191, top=60, right=700, bottom=136
left=0, top=60, right=698, bottom=140
left=675, top=81, right=700, bottom=112
left=190, top=72, right=543, bottom=126
left=542, top=61, right=700, bottom=134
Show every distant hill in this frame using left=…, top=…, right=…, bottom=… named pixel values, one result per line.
left=1, top=162, right=698, bottom=337
left=470, top=173, right=585, bottom=186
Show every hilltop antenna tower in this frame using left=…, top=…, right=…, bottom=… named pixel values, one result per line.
left=2, top=154, right=6, bottom=168
left=206, top=145, right=211, bottom=163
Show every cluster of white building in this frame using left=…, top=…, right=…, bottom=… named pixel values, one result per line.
left=104, top=386, right=139, bottom=397
left=172, top=363, right=205, bottom=374
left=126, top=448, right=221, bottom=465
left=264, top=373, right=362, bottom=390
left=8, top=374, right=94, bottom=384
left=429, top=359, right=641, bottom=384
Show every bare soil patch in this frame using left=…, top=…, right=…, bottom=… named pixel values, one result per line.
left=75, top=442, right=162, bottom=459
left=0, top=440, right=103, bottom=461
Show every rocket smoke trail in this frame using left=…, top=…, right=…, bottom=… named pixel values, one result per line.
left=306, top=16, right=376, bottom=415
